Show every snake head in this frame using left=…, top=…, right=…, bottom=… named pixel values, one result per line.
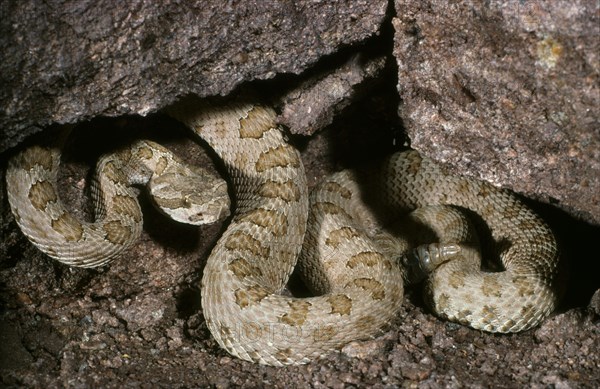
left=403, top=243, right=462, bottom=284
left=148, top=170, right=231, bottom=225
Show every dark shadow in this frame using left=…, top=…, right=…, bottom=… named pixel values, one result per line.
left=525, top=199, right=600, bottom=309
left=176, top=286, right=203, bottom=319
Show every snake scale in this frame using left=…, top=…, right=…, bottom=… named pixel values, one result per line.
left=5, top=97, right=562, bottom=366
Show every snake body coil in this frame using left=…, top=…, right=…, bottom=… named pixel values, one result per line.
left=6, top=98, right=562, bottom=366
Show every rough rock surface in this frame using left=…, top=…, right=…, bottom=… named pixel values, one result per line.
left=0, top=0, right=387, bottom=152
left=278, top=54, right=389, bottom=136
left=1, top=0, right=599, bottom=387
left=394, top=0, right=600, bottom=224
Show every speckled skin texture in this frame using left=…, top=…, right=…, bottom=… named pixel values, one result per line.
left=6, top=138, right=230, bottom=267
left=6, top=99, right=562, bottom=366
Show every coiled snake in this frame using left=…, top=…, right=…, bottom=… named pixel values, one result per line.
left=5, top=97, right=562, bottom=366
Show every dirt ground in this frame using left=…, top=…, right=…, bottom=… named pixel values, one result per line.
left=1, top=92, right=599, bottom=388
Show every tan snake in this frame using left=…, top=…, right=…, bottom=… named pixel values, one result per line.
left=5, top=97, right=562, bottom=366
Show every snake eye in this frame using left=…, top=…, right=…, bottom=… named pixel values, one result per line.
left=183, top=196, right=192, bottom=208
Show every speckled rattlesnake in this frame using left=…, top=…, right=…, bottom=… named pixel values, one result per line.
left=6, top=97, right=562, bottom=366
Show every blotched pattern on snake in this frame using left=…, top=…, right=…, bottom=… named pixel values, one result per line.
left=5, top=97, right=562, bottom=366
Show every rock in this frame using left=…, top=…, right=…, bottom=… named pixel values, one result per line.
left=113, top=293, right=172, bottom=332
left=393, top=0, right=600, bottom=224
left=400, top=362, right=431, bottom=381
left=341, top=337, right=387, bottom=360
left=0, top=0, right=387, bottom=152
left=278, top=53, right=388, bottom=136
